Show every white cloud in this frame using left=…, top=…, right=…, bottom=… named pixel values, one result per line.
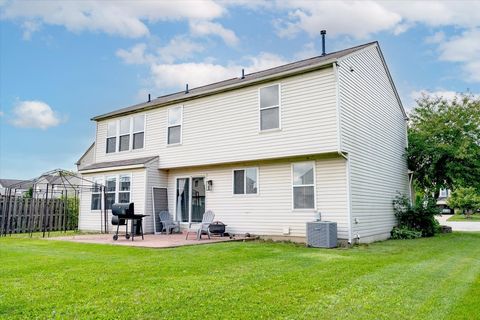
left=425, top=31, right=445, bottom=44
left=275, top=1, right=480, bottom=39
left=1, top=0, right=225, bottom=38
left=116, top=43, right=152, bottom=65
left=189, top=20, right=239, bottom=46
left=274, top=1, right=402, bottom=39
left=436, top=28, right=480, bottom=82
left=410, top=90, right=460, bottom=102
left=149, top=52, right=288, bottom=91
left=116, top=37, right=204, bottom=66
left=157, top=36, right=204, bottom=64
left=11, top=100, right=62, bottom=129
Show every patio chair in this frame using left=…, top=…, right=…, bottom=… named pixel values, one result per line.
left=159, top=211, right=179, bottom=234
left=185, top=210, right=215, bottom=240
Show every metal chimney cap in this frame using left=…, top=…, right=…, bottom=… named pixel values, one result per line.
left=320, top=30, right=326, bottom=35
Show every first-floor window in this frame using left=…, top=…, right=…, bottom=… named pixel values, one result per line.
left=233, top=168, right=258, bottom=194
left=91, top=178, right=102, bottom=210
left=105, top=177, right=116, bottom=210
left=119, top=175, right=131, bottom=203
left=292, top=162, right=315, bottom=209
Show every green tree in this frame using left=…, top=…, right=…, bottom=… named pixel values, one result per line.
left=407, top=93, right=480, bottom=196
left=448, top=187, right=480, bottom=218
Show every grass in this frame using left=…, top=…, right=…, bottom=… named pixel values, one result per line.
left=1, top=233, right=480, bottom=319
left=447, top=214, right=480, bottom=222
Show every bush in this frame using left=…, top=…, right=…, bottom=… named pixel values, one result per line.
left=391, top=227, right=422, bottom=239
left=392, top=194, right=440, bottom=237
left=448, top=187, right=480, bottom=218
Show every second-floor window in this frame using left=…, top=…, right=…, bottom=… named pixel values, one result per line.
left=260, top=84, right=280, bottom=131
left=106, top=115, right=145, bottom=153
left=106, top=122, right=117, bottom=153
left=168, top=106, right=182, bottom=145
left=119, top=118, right=130, bottom=151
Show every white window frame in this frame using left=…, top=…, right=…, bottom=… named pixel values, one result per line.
left=91, top=177, right=104, bottom=211
left=105, top=115, right=146, bottom=154
left=258, top=83, right=281, bottom=132
left=132, top=114, right=146, bottom=150
left=291, top=161, right=316, bottom=210
left=118, top=174, right=132, bottom=203
left=174, top=175, right=207, bottom=223
left=232, top=167, right=259, bottom=195
left=167, top=106, right=183, bottom=146
left=118, top=117, right=131, bottom=152
left=106, top=121, right=117, bottom=154
left=105, top=176, right=117, bottom=210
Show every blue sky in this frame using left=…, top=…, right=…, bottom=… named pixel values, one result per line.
left=1, top=1, right=479, bottom=179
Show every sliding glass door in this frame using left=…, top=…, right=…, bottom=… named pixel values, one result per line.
left=176, top=177, right=205, bottom=223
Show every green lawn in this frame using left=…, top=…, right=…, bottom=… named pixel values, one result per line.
left=1, top=234, right=479, bottom=319
left=447, top=214, right=480, bottom=222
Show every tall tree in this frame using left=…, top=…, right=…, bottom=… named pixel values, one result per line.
left=407, top=93, right=480, bottom=195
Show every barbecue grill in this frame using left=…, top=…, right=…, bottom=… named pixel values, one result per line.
left=209, top=221, right=227, bottom=237
left=111, top=203, right=147, bottom=241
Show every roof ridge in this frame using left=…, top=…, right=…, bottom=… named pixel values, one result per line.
left=92, top=41, right=378, bottom=121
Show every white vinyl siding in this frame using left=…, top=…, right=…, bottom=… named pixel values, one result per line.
left=166, top=156, right=349, bottom=239
left=78, top=169, right=147, bottom=233
left=93, top=68, right=338, bottom=167
left=338, top=45, right=409, bottom=242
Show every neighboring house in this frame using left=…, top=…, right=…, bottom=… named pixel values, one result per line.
left=437, top=188, right=452, bottom=214
left=76, top=142, right=95, bottom=171
left=0, top=179, right=33, bottom=196
left=34, top=173, right=83, bottom=198
left=78, top=42, right=409, bottom=243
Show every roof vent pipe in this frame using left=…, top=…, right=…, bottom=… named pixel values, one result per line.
left=185, top=84, right=189, bottom=94
left=321, top=30, right=326, bottom=56
left=241, top=68, right=245, bottom=79
left=148, top=93, right=151, bottom=102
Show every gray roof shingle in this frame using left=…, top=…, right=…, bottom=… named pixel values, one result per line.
left=79, top=156, right=159, bottom=172
left=0, top=179, right=34, bottom=189
left=92, top=42, right=377, bottom=121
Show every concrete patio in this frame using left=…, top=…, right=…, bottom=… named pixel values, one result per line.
left=50, top=232, right=247, bottom=248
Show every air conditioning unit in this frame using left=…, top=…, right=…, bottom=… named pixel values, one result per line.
left=306, top=221, right=337, bottom=248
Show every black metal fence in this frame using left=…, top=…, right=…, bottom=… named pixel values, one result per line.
left=0, top=195, right=78, bottom=236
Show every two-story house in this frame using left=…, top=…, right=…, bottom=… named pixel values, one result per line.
left=78, top=41, right=409, bottom=244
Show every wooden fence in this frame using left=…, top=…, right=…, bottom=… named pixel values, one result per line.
left=0, top=195, right=78, bottom=236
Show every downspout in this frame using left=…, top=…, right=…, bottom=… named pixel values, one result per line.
left=333, top=61, right=353, bottom=244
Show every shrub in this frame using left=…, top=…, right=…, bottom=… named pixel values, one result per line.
left=392, top=194, right=440, bottom=237
left=391, top=227, right=422, bottom=239
left=448, top=187, right=480, bottom=218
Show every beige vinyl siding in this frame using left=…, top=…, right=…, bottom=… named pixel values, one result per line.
left=94, top=68, right=339, bottom=168
left=338, top=45, right=409, bottom=241
left=78, top=169, right=146, bottom=232
left=143, top=161, right=168, bottom=233
left=77, top=145, right=95, bottom=170
left=166, top=156, right=349, bottom=239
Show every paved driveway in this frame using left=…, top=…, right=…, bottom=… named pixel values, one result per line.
left=436, top=215, right=480, bottom=232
